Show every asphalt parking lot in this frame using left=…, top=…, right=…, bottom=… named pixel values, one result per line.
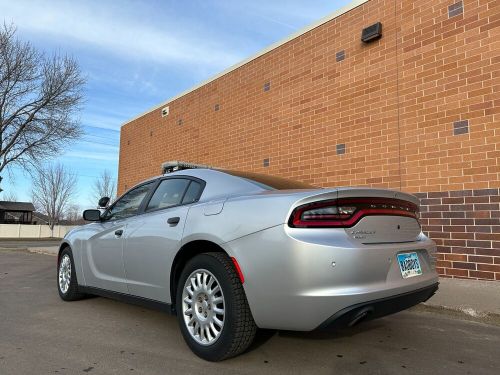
left=1, top=249, right=499, bottom=375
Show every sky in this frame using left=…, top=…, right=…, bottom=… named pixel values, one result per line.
left=0, top=0, right=352, bottom=209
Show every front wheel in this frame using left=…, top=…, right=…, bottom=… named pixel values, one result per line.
left=57, top=247, right=85, bottom=301
left=176, top=252, right=257, bottom=361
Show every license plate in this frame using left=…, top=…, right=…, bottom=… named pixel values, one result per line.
left=397, top=252, right=422, bottom=279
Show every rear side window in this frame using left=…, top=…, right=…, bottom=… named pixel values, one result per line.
left=182, top=181, right=202, bottom=204
left=222, top=170, right=315, bottom=190
left=146, top=179, right=190, bottom=211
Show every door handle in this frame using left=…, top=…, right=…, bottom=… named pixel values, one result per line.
left=167, top=217, right=180, bottom=226
left=114, top=229, right=123, bottom=237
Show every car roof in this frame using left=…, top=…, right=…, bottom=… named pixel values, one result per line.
left=128, top=169, right=265, bottom=201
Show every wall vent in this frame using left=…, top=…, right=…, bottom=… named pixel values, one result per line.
left=361, top=22, right=382, bottom=43
left=336, top=143, right=346, bottom=155
left=161, top=106, right=170, bottom=117
left=453, top=120, right=469, bottom=135
left=336, top=50, right=345, bottom=62
left=448, top=1, right=463, bottom=18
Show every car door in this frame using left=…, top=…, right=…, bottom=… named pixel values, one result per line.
left=123, top=177, right=205, bottom=302
left=81, top=181, right=155, bottom=293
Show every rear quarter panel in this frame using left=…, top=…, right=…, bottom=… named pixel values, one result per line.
left=182, top=193, right=307, bottom=244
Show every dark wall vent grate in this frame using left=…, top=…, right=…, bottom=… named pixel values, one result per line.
left=453, top=120, right=469, bottom=135
left=336, top=50, right=346, bottom=62
left=448, top=1, right=463, bottom=18
left=336, top=143, right=346, bottom=155
left=361, top=22, right=382, bottom=43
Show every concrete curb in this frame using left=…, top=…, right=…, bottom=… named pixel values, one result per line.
left=412, top=303, right=500, bottom=327
left=27, top=247, right=58, bottom=256
left=26, top=247, right=57, bottom=256
left=0, top=247, right=58, bottom=256
left=0, top=237, right=63, bottom=241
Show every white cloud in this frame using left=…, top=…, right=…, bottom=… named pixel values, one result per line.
left=64, top=142, right=119, bottom=162
left=0, top=0, right=243, bottom=68
left=82, top=113, right=124, bottom=132
left=221, top=0, right=351, bottom=27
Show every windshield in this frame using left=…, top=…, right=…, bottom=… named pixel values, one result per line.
left=222, top=170, right=316, bottom=190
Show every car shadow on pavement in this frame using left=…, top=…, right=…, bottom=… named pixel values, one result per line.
left=246, top=319, right=386, bottom=353
left=280, top=320, right=386, bottom=340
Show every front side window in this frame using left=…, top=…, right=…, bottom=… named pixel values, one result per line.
left=146, top=178, right=191, bottom=211
left=103, top=182, right=154, bottom=221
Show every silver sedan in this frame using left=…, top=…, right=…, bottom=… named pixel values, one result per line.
left=57, top=167, right=439, bottom=361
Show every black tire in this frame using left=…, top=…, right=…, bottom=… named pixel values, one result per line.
left=57, top=247, right=85, bottom=301
left=176, top=252, right=257, bottom=361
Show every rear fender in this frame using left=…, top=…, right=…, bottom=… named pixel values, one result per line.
left=184, top=195, right=301, bottom=243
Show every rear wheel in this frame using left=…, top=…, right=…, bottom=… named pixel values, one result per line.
left=176, top=252, right=257, bottom=361
left=57, top=247, right=85, bottom=301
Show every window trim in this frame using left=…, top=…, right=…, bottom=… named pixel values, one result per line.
left=142, top=176, right=206, bottom=214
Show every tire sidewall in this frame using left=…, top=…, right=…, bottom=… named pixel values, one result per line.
left=176, top=254, right=240, bottom=361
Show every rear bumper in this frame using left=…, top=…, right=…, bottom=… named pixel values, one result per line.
left=224, top=224, right=439, bottom=331
left=317, top=282, right=439, bottom=331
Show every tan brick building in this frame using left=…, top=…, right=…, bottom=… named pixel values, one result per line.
left=118, top=0, right=500, bottom=280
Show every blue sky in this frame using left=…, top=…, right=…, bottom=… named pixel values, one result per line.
left=1, top=0, right=352, bottom=209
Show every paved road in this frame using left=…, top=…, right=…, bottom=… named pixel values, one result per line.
left=1, top=249, right=499, bottom=375
left=0, top=239, right=61, bottom=248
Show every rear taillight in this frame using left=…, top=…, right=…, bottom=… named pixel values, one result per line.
left=289, top=197, right=419, bottom=228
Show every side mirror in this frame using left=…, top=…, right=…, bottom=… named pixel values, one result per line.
left=83, top=209, right=101, bottom=222
left=98, top=197, right=110, bottom=208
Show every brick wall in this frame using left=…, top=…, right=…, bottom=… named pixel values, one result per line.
left=417, top=188, right=500, bottom=280
left=118, top=0, right=500, bottom=280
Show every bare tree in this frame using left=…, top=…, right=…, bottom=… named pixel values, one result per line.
left=0, top=23, right=84, bottom=174
left=32, top=163, right=77, bottom=232
left=91, top=169, right=115, bottom=204
left=64, top=203, right=82, bottom=224
left=2, top=190, right=17, bottom=201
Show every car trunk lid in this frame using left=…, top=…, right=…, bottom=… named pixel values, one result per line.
left=289, top=187, right=421, bottom=244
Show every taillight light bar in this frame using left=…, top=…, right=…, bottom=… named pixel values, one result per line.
left=289, top=197, right=419, bottom=228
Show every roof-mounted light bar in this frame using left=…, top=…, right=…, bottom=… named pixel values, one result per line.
left=161, top=160, right=212, bottom=174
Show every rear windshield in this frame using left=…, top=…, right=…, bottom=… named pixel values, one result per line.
left=222, top=170, right=315, bottom=190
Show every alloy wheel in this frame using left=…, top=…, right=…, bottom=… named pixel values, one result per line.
left=182, top=269, right=225, bottom=346
left=58, top=254, right=71, bottom=294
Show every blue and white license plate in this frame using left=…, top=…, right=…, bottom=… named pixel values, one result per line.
left=397, top=252, right=422, bottom=279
